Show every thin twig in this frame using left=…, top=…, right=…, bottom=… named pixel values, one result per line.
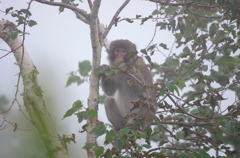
left=149, top=0, right=227, bottom=9
left=103, top=0, right=130, bottom=39
left=145, top=1, right=159, bottom=49
left=160, top=121, right=216, bottom=126
left=148, top=146, right=198, bottom=154
left=34, top=0, right=89, bottom=21
left=163, top=126, right=179, bottom=141
left=167, top=93, right=206, bottom=120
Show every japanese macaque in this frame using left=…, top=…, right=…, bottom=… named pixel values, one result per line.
left=98, top=39, right=157, bottom=131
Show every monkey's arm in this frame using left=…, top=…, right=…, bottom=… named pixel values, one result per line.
left=123, top=57, right=152, bottom=91
left=98, top=64, right=117, bottom=96
left=124, top=57, right=157, bottom=110
left=101, top=76, right=117, bottom=96
left=138, top=58, right=157, bottom=110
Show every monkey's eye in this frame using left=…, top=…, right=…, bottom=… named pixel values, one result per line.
left=115, top=48, right=127, bottom=54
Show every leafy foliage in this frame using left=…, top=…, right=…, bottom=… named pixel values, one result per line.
left=6, top=7, right=37, bottom=27
left=89, top=0, right=240, bottom=157
left=139, top=0, right=240, bottom=157
left=63, top=100, right=83, bottom=119
left=66, top=60, right=92, bottom=87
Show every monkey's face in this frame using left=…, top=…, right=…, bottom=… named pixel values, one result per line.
left=114, top=48, right=128, bottom=64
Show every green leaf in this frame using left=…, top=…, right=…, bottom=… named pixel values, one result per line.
left=98, top=94, right=106, bottom=104
left=205, top=51, right=217, bottom=61
left=59, top=0, right=70, bottom=12
left=140, top=15, right=152, bottom=25
left=227, top=25, right=235, bottom=33
left=20, top=9, right=32, bottom=16
left=236, top=71, right=240, bottom=81
left=194, top=149, right=211, bottom=158
left=59, top=6, right=64, bottom=12
left=79, top=60, right=92, bottom=76
left=86, top=108, right=97, bottom=120
left=176, top=131, right=184, bottom=138
left=63, top=100, right=83, bottom=119
left=152, top=9, right=159, bottom=15
left=17, top=16, right=25, bottom=24
left=11, top=30, right=22, bottom=39
left=97, top=68, right=105, bottom=76
left=173, top=85, right=180, bottom=96
left=201, top=65, right=208, bottom=71
left=5, top=7, right=13, bottom=14
left=209, top=23, right=219, bottom=38
left=218, top=56, right=236, bottom=71
left=91, top=124, right=106, bottom=137
left=115, top=139, right=124, bottom=151
left=159, top=114, right=164, bottom=120
left=159, top=43, right=169, bottom=50
left=157, top=85, right=166, bottom=96
left=95, top=146, right=104, bottom=158
left=179, top=152, right=189, bottom=158
left=28, top=20, right=37, bottom=27
left=176, top=79, right=186, bottom=88
left=118, top=128, right=130, bottom=137
left=104, top=130, right=115, bottom=144
left=66, top=73, right=84, bottom=87
left=76, top=111, right=88, bottom=123
left=226, top=121, right=235, bottom=133
left=83, top=143, right=95, bottom=149
left=142, top=144, right=151, bottom=148
left=145, top=127, right=152, bottom=145
left=145, top=55, right=153, bottom=66
left=170, top=18, right=176, bottom=32
left=210, top=70, right=229, bottom=86
left=187, top=65, right=197, bottom=76
left=165, top=81, right=175, bottom=93
left=183, top=46, right=190, bottom=53
left=153, top=115, right=160, bottom=123
left=165, top=6, right=178, bottom=15
left=164, top=57, right=179, bottom=69
left=147, top=44, right=157, bottom=51
left=127, top=79, right=134, bottom=85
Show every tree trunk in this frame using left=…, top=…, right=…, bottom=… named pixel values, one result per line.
left=86, top=0, right=102, bottom=158
left=0, top=20, right=70, bottom=158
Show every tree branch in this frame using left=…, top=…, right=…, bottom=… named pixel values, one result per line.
left=0, top=19, right=69, bottom=158
left=167, top=93, right=206, bottom=120
left=148, top=146, right=198, bottom=154
left=103, top=0, right=130, bottom=39
left=148, top=0, right=227, bottom=8
left=160, top=121, right=216, bottom=126
left=88, top=0, right=93, bottom=10
left=148, top=0, right=194, bottom=6
left=34, top=0, right=90, bottom=22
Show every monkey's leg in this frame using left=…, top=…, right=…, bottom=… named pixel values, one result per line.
left=104, top=97, right=127, bottom=131
left=128, top=105, right=154, bottom=129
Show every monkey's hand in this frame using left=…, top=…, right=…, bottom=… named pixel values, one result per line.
left=97, top=64, right=110, bottom=77
left=118, top=62, right=130, bottom=72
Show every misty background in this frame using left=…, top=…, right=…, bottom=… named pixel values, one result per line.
left=0, top=0, right=172, bottom=157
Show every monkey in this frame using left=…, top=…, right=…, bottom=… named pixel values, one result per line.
left=98, top=39, right=157, bottom=131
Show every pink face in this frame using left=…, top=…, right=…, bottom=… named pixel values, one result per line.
left=114, top=48, right=127, bottom=63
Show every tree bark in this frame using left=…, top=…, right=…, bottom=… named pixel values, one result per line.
left=86, top=0, right=102, bottom=158
left=0, top=20, right=70, bottom=158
